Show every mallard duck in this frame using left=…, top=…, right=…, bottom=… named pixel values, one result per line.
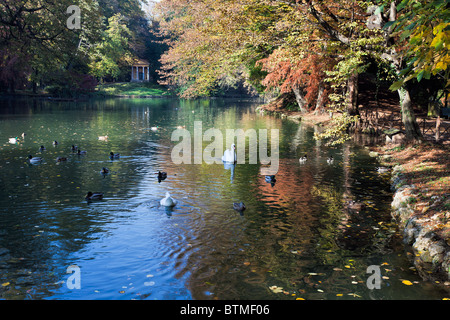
left=151, top=126, right=158, bottom=131
left=100, top=167, right=109, bottom=174
left=327, top=156, right=334, bottom=164
left=109, top=152, right=120, bottom=159
left=85, top=192, right=103, bottom=201
left=222, top=144, right=237, bottom=163
left=98, top=135, right=108, bottom=141
left=39, top=145, right=46, bottom=152
left=71, top=145, right=78, bottom=152
left=52, top=141, right=58, bottom=146
left=56, top=156, right=67, bottom=162
left=28, top=155, right=43, bottom=164
left=299, top=153, right=307, bottom=163
left=233, top=202, right=246, bottom=212
left=157, top=171, right=167, bottom=182
left=77, top=149, right=87, bottom=155
left=8, top=137, right=18, bottom=144
left=160, top=192, right=177, bottom=207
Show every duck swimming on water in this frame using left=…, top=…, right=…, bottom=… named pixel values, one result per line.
left=157, top=171, right=167, bottom=182
left=85, top=192, right=103, bottom=201
left=8, top=137, right=18, bottom=144
left=299, top=153, right=307, bottom=163
left=160, top=192, right=177, bottom=207
left=109, top=152, right=120, bottom=159
left=233, top=202, right=246, bottom=212
left=28, top=155, right=43, bottom=164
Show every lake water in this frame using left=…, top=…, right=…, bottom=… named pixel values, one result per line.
left=0, top=97, right=448, bottom=300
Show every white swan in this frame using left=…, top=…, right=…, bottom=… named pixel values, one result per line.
left=222, top=144, right=237, bottom=163
left=160, top=192, right=177, bottom=207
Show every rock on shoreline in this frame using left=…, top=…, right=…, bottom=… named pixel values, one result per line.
left=390, top=165, right=450, bottom=283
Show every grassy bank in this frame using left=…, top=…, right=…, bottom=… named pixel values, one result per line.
left=96, top=82, right=172, bottom=97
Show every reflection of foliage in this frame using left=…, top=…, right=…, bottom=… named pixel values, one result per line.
left=311, top=185, right=344, bottom=263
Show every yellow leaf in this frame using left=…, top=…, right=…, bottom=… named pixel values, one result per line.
left=2, top=282, right=10, bottom=287
left=435, top=61, right=447, bottom=71
left=336, top=293, right=343, bottom=296
left=402, top=280, right=413, bottom=286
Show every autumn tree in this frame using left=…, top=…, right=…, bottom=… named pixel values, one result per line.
left=155, top=0, right=445, bottom=143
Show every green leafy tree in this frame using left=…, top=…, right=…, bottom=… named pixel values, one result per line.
left=89, top=13, right=134, bottom=82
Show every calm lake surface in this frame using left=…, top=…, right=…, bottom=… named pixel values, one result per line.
left=0, top=97, right=448, bottom=300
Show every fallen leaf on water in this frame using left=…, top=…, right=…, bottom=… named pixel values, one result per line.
left=336, top=293, right=343, bottom=297
left=402, top=280, right=413, bottom=286
left=2, top=282, right=10, bottom=287
left=269, top=286, right=283, bottom=294
left=243, top=262, right=251, bottom=266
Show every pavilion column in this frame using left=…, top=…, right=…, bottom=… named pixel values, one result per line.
left=131, top=66, right=134, bottom=81
left=147, top=66, right=150, bottom=81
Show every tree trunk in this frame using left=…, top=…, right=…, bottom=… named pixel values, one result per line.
left=292, top=85, right=307, bottom=113
left=9, top=78, right=15, bottom=94
left=346, top=72, right=359, bottom=116
left=314, top=84, right=325, bottom=115
left=32, top=68, right=38, bottom=94
left=398, top=87, right=423, bottom=141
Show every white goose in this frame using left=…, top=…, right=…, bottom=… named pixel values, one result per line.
left=222, top=143, right=237, bottom=163
left=160, top=192, right=177, bottom=207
